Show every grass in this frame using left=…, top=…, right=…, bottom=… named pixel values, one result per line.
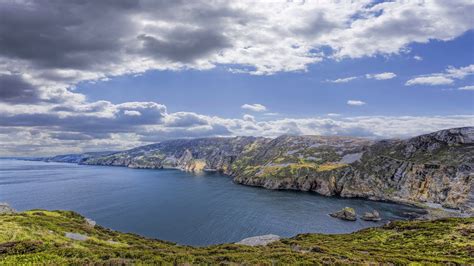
left=0, top=210, right=472, bottom=264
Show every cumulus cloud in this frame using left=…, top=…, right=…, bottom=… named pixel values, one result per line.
left=406, top=76, right=454, bottom=86
left=243, top=114, right=256, bottom=122
left=347, top=100, right=366, bottom=106
left=406, top=64, right=474, bottom=86
left=0, top=74, right=42, bottom=104
left=163, top=112, right=209, bottom=128
left=1, top=99, right=472, bottom=156
left=0, top=0, right=471, bottom=88
left=0, top=86, right=471, bottom=156
left=1, top=1, right=473, bottom=156
left=241, top=103, right=267, bottom=112
left=123, top=110, right=141, bottom=116
left=366, top=72, right=397, bottom=80
left=458, top=85, right=474, bottom=91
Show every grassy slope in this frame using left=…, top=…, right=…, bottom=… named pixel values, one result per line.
left=0, top=210, right=473, bottom=265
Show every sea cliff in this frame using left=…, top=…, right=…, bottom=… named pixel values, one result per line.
left=47, top=127, right=473, bottom=213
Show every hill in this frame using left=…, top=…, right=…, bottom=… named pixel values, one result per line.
left=0, top=210, right=472, bottom=264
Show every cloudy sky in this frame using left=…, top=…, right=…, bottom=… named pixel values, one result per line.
left=0, top=0, right=473, bottom=156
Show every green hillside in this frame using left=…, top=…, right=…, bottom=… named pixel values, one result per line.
left=0, top=210, right=472, bottom=265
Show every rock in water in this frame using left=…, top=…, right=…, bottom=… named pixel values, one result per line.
left=0, top=203, right=15, bottom=214
left=236, top=234, right=280, bottom=246
left=361, top=210, right=381, bottom=221
left=330, top=207, right=357, bottom=221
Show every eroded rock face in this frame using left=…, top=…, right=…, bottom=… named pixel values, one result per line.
left=330, top=207, right=357, bottom=221
left=233, top=128, right=474, bottom=213
left=60, top=127, right=473, bottom=212
left=83, top=137, right=267, bottom=174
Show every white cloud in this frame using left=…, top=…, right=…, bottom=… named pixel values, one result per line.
left=1, top=97, right=472, bottom=156
left=0, top=0, right=471, bottom=94
left=327, top=113, right=341, bottom=117
left=445, top=65, right=474, bottom=79
left=243, top=114, right=256, bottom=122
left=328, top=72, right=397, bottom=83
left=413, top=55, right=423, bottom=61
left=347, top=100, right=366, bottom=106
left=241, top=103, right=267, bottom=112
left=327, top=76, right=358, bottom=83
left=406, top=64, right=474, bottom=86
left=406, top=76, right=454, bottom=86
left=0, top=103, right=474, bottom=156
left=366, top=72, right=397, bottom=80
left=458, top=85, right=474, bottom=91
left=1, top=1, right=474, bottom=156
left=123, top=110, right=141, bottom=116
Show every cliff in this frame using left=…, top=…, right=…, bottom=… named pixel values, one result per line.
left=72, top=127, right=474, bottom=212
left=0, top=210, right=472, bottom=264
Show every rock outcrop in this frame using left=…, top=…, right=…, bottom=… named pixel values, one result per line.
left=330, top=207, right=357, bottom=221
left=65, top=232, right=88, bottom=241
left=0, top=203, right=15, bottom=214
left=45, top=127, right=473, bottom=213
left=85, top=218, right=96, bottom=227
left=236, top=234, right=280, bottom=246
left=361, top=210, right=381, bottom=222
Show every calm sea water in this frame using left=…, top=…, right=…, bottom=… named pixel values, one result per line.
left=0, top=159, right=422, bottom=246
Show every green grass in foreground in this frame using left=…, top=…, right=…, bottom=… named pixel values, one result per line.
left=0, top=210, right=473, bottom=265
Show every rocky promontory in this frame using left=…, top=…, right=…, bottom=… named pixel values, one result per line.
left=43, top=127, right=473, bottom=213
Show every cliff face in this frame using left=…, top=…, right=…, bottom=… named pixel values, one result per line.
left=82, top=137, right=269, bottom=173
left=338, top=127, right=473, bottom=210
left=78, top=127, right=474, bottom=212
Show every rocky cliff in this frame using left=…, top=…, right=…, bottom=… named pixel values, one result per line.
left=75, top=127, right=474, bottom=212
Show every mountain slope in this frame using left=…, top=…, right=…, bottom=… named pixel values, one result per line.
left=0, top=210, right=472, bottom=264
left=67, top=127, right=474, bottom=212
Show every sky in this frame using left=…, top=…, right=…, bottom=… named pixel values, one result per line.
left=0, top=0, right=473, bottom=156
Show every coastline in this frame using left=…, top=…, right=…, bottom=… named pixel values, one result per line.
left=0, top=208, right=472, bottom=264
left=7, top=157, right=469, bottom=220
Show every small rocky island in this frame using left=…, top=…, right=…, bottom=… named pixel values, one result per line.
left=330, top=207, right=357, bottom=221
left=362, top=210, right=381, bottom=222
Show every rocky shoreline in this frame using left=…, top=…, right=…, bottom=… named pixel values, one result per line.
left=27, top=127, right=474, bottom=215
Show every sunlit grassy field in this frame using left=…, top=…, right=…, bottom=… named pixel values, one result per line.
left=0, top=210, right=472, bottom=264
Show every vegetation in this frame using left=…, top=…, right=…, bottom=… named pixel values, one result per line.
left=1, top=210, right=472, bottom=264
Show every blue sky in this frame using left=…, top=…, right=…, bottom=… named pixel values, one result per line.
left=0, top=0, right=473, bottom=156
left=77, top=31, right=474, bottom=118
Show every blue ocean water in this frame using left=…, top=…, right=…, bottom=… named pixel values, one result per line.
left=0, top=159, right=422, bottom=246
